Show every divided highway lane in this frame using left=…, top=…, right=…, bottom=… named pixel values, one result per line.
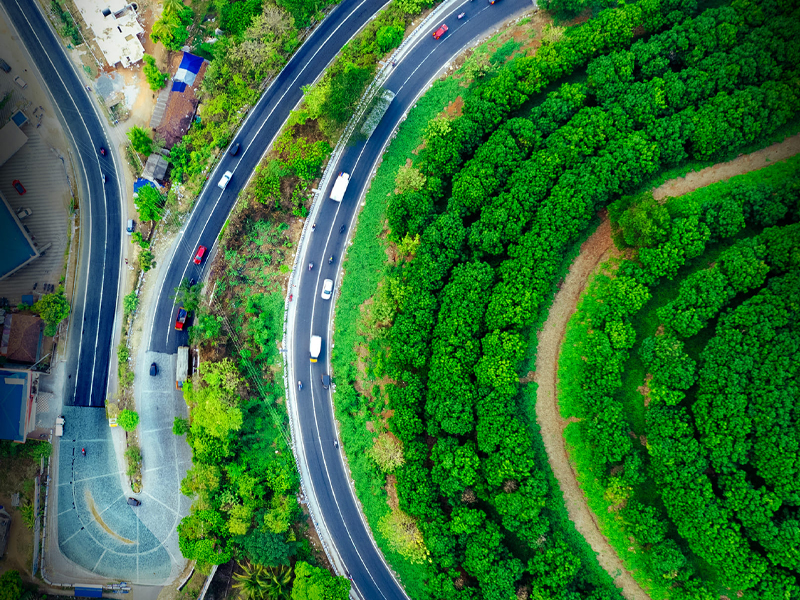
left=3, top=0, right=121, bottom=408
left=148, top=0, right=390, bottom=354
left=295, top=0, right=531, bottom=596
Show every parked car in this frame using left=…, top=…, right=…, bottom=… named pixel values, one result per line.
left=175, top=307, right=188, bottom=330
left=321, top=373, right=330, bottom=389
left=127, top=497, right=141, bottom=506
left=16, top=207, right=32, bottom=219
left=218, top=170, right=232, bottom=189
left=0, top=58, right=11, bottom=73
left=229, top=142, right=240, bottom=156
left=193, top=245, right=207, bottom=265
left=321, top=278, right=334, bottom=300
left=126, top=219, right=135, bottom=234
left=433, top=23, right=448, bottom=39
left=150, top=362, right=158, bottom=376
left=12, top=180, right=25, bottom=195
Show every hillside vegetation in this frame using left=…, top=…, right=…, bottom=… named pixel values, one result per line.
left=560, top=155, right=800, bottom=598
left=329, top=0, right=800, bottom=597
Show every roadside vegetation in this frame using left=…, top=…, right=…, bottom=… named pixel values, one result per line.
left=559, top=156, right=800, bottom=599
left=324, top=0, right=800, bottom=597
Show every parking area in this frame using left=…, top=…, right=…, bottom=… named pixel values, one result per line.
left=55, top=406, right=181, bottom=584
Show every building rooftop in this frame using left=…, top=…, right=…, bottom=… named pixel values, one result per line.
left=75, top=0, right=145, bottom=68
left=0, top=313, right=44, bottom=364
left=0, top=120, right=28, bottom=168
left=154, top=52, right=207, bottom=149
left=141, top=154, right=169, bottom=183
left=0, top=368, right=36, bottom=443
left=0, top=192, right=39, bottom=281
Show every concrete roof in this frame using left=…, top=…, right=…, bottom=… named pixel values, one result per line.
left=0, top=368, right=31, bottom=442
left=141, top=154, right=169, bottom=183
left=0, top=121, right=28, bottom=168
left=75, top=0, right=145, bottom=67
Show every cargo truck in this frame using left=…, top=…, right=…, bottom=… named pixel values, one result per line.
left=176, top=346, right=189, bottom=389
left=310, top=335, right=322, bottom=363
left=329, top=172, right=350, bottom=202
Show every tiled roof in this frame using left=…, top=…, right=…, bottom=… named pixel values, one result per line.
left=1, top=313, right=43, bottom=364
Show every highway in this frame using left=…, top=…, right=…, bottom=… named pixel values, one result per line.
left=147, top=0, right=392, bottom=353
left=2, top=0, right=121, bottom=409
left=292, top=0, right=531, bottom=597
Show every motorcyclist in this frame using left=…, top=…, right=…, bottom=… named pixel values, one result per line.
left=328, top=255, right=334, bottom=264
left=340, top=224, right=346, bottom=234
left=309, top=262, right=314, bottom=271
left=298, top=380, right=303, bottom=391
left=81, top=448, right=86, bottom=456
left=312, top=223, right=316, bottom=231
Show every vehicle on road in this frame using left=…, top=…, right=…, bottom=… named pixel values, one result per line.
left=458, top=11, right=465, bottom=18
left=127, top=497, right=141, bottom=506
left=99, top=147, right=106, bottom=156
left=150, top=362, right=158, bottom=376
left=298, top=380, right=303, bottom=391
left=321, top=373, right=330, bottom=389
left=102, top=174, right=107, bottom=183
left=229, top=142, right=240, bottom=156
left=218, top=170, right=232, bottom=189
left=433, top=23, right=448, bottom=39
left=81, top=448, right=86, bottom=456
left=310, top=335, right=322, bottom=363
left=55, top=416, right=65, bottom=437
left=309, top=262, right=314, bottom=271
left=176, top=346, right=189, bottom=389
left=328, top=255, right=334, bottom=265
left=321, top=278, right=333, bottom=300
left=193, top=245, right=207, bottom=265
left=16, top=207, right=32, bottom=219
left=330, top=172, right=350, bottom=202
left=339, top=224, right=346, bottom=234
left=126, top=219, right=135, bottom=234
left=12, top=180, right=25, bottom=195
left=175, top=307, right=188, bottom=330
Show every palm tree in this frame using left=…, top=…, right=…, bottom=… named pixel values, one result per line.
left=161, top=0, right=185, bottom=18
left=264, top=565, right=292, bottom=600
left=232, top=562, right=270, bottom=600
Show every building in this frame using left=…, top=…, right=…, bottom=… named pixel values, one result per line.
left=153, top=52, right=207, bottom=148
left=0, top=312, right=45, bottom=365
left=75, top=0, right=145, bottom=68
left=0, top=192, right=39, bottom=282
left=0, top=367, right=38, bottom=443
left=141, top=153, right=169, bottom=184
left=0, top=120, right=28, bottom=169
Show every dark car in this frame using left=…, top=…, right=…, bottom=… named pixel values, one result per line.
left=229, top=142, right=240, bottom=156
left=127, top=497, right=141, bottom=506
left=150, top=362, right=158, bottom=376
left=321, top=373, right=330, bottom=389
left=12, top=180, right=26, bottom=195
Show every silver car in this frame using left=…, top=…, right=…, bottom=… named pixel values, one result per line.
left=321, top=278, right=333, bottom=300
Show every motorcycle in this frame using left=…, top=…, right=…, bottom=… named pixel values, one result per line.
left=458, top=11, right=465, bottom=18
left=312, top=223, right=316, bottom=231
left=340, top=224, right=346, bottom=234
left=328, top=255, right=334, bottom=265
left=308, top=262, right=314, bottom=271
left=81, top=448, right=86, bottom=456
left=297, top=380, right=303, bottom=391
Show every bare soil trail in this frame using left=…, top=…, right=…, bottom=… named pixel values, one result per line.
left=532, top=134, right=800, bottom=600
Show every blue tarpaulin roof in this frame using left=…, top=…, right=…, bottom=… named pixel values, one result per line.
left=174, top=52, right=204, bottom=86
left=134, top=178, right=156, bottom=194
left=74, top=586, right=103, bottom=597
left=171, top=81, right=187, bottom=93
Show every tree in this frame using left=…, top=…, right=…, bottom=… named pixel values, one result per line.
left=134, top=185, right=165, bottom=222
left=291, top=561, right=350, bottom=600
left=369, top=433, right=405, bottom=473
left=139, top=250, right=155, bottom=272
left=123, top=291, right=139, bottom=316
left=118, top=409, right=140, bottom=431
left=143, top=55, right=168, bottom=91
left=174, top=279, right=202, bottom=313
left=376, top=24, right=404, bottom=52
left=233, top=561, right=270, bottom=600
left=34, top=289, right=70, bottom=335
left=378, top=508, right=429, bottom=563
left=394, top=164, right=426, bottom=194
left=127, top=125, right=153, bottom=155
left=238, top=528, right=296, bottom=567
left=0, top=570, right=23, bottom=600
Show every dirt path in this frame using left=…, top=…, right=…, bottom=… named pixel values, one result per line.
left=652, top=133, right=800, bottom=200
left=533, top=135, right=800, bottom=600
left=532, top=219, right=649, bottom=600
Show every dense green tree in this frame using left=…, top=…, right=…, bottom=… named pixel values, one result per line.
left=291, top=561, right=350, bottom=600
left=127, top=125, right=153, bottom=155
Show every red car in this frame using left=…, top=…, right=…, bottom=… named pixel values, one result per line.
left=175, top=307, right=188, bottom=330
left=433, top=23, right=448, bottom=39
left=193, top=245, right=207, bottom=265
left=12, top=180, right=26, bottom=195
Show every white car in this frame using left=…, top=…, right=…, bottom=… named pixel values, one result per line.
left=321, top=278, right=334, bottom=300
left=218, top=171, right=232, bottom=189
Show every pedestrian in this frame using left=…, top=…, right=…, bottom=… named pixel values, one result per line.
left=125, top=259, right=128, bottom=264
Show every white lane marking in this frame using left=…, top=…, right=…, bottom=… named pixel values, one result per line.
left=307, top=377, right=389, bottom=599
left=10, top=0, right=112, bottom=406
left=153, top=0, right=375, bottom=349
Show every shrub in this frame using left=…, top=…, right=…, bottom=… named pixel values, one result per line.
left=118, top=409, right=140, bottom=432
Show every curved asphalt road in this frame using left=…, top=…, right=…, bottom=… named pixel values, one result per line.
left=145, top=0, right=529, bottom=596
left=148, top=0, right=391, bottom=353
left=296, top=0, right=530, bottom=597
left=2, top=0, right=121, bottom=409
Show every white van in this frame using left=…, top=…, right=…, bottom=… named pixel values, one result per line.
left=218, top=171, right=232, bottom=189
